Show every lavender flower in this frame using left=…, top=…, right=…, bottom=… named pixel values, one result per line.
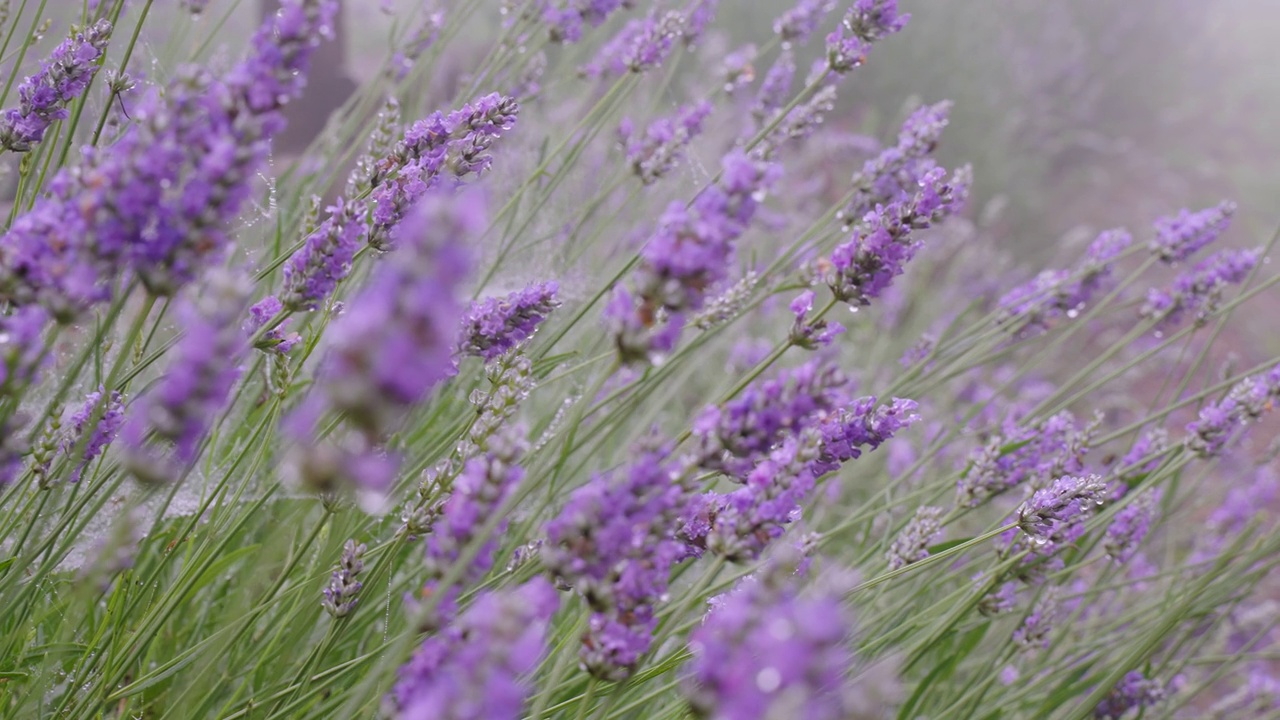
left=810, top=396, right=920, bottom=476
left=310, top=192, right=477, bottom=440
left=542, top=439, right=688, bottom=679
left=457, top=282, right=560, bottom=361
left=684, top=554, right=873, bottom=720
left=998, top=229, right=1133, bottom=335
left=693, top=360, right=847, bottom=479
left=281, top=199, right=366, bottom=311
left=1140, top=247, right=1260, bottom=329
left=824, top=166, right=970, bottom=307
left=1185, top=367, right=1280, bottom=458
left=1103, top=489, right=1159, bottom=563
left=621, top=101, right=712, bottom=185
left=886, top=506, right=944, bottom=570
left=244, top=296, right=300, bottom=354
left=693, top=272, right=759, bottom=330
left=1149, top=201, right=1236, bottom=263
left=840, top=101, right=951, bottom=226
left=388, top=579, right=558, bottom=720
left=63, top=387, right=125, bottom=482
left=123, top=272, right=252, bottom=485
left=978, top=578, right=1018, bottom=617
left=682, top=0, right=719, bottom=45
left=1013, top=586, right=1061, bottom=652
left=418, top=433, right=526, bottom=626
left=788, top=290, right=845, bottom=349
left=544, top=0, right=632, bottom=44
left=1093, top=671, right=1168, bottom=719
left=751, top=50, right=795, bottom=123
left=773, top=0, right=836, bottom=45
left=322, top=539, right=366, bottom=618
left=580, top=11, right=684, bottom=79
left=1016, top=475, right=1107, bottom=542
left=957, top=411, right=1100, bottom=507
left=0, top=19, right=113, bottom=152
left=842, top=0, right=909, bottom=44
left=0, top=306, right=51, bottom=396
left=705, top=433, right=820, bottom=562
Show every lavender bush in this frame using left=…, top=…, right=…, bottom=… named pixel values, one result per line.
left=0, top=1, right=1277, bottom=718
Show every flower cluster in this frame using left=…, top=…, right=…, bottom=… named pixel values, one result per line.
left=321, top=539, right=367, bottom=619
left=0, top=19, right=113, bottom=152
left=1185, top=366, right=1280, bottom=458
left=1016, top=474, right=1108, bottom=542
left=887, top=505, right=944, bottom=570
left=998, top=229, right=1133, bottom=336
left=457, top=282, right=561, bottom=361
left=620, top=101, right=713, bottom=185
left=1149, top=201, right=1236, bottom=263
left=1141, top=247, right=1260, bottom=329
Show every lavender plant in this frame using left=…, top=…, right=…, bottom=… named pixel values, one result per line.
left=0, top=1, right=1276, bottom=718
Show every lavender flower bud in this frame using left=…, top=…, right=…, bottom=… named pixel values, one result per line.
left=773, top=0, right=836, bottom=45
left=1140, top=247, right=1260, bottom=329
left=0, top=19, right=113, bottom=152
left=1016, top=475, right=1107, bottom=543
left=63, top=386, right=125, bottom=483
left=1013, top=586, right=1061, bottom=653
left=457, top=281, right=560, bottom=361
left=1104, top=489, right=1159, bottom=563
left=751, top=50, right=795, bottom=123
left=322, top=539, right=367, bottom=618
left=694, top=272, right=759, bottom=330
left=623, top=101, right=713, bottom=185
left=1149, top=201, right=1235, bottom=263
left=886, top=506, right=944, bottom=570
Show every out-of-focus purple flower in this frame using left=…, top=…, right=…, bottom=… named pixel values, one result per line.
left=122, top=271, right=252, bottom=485
left=824, top=166, right=970, bottom=307
left=693, top=360, right=846, bottom=479
left=998, top=229, right=1133, bottom=336
left=773, top=0, right=836, bottom=45
left=1013, top=586, right=1061, bottom=653
left=1141, top=247, right=1260, bottom=329
left=978, top=577, right=1018, bottom=616
left=840, top=101, right=951, bottom=226
left=1093, top=671, right=1168, bottom=719
left=810, top=396, right=920, bottom=476
left=244, top=295, right=300, bottom=354
left=684, top=552, right=877, bottom=720
left=544, top=0, right=632, bottom=44
left=0, top=19, right=113, bottom=152
left=0, top=0, right=334, bottom=317
left=751, top=50, right=795, bottom=122
left=843, top=0, right=909, bottom=43
left=63, top=386, right=125, bottom=483
left=458, top=282, right=560, bottom=361
left=311, top=193, right=477, bottom=440
left=621, top=101, right=712, bottom=185
left=580, top=11, right=684, bottom=79
left=0, top=306, right=51, bottom=396
left=321, top=539, right=366, bottom=618
left=612, top=152, right=778, bottom=363
left=1185, top=366, right=1280, bottom=458
left=387, top=578, right=558, bottom=720
left=957, top=411, right=1100, bottom=507
left=542, top=438, right=687, bottom=680
left=693, top=272, right=759, bottom=330
left=788, top=289, right=845, bottom=349
left=722, top=45, right=758, bottom=93
left=1104, top=489, right=1159, bottom=564
left=1149, top=201, right=1235, bottom=263
left=887, top=505, right=944, bottom=570
left=1110, top=428, right=1169, bottom=499
left=682, top=0, right=719, bottom=44
left=418, top=433, right=526, bottom=626
left=390, top=8, right=444, bottom=80
left=1017, top=474, right=1107, bottom=542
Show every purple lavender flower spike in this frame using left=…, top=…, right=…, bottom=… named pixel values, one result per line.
left=544, top=0, right=632, bottom=44
left=1093, top=671, right=1168, bottom=719
left=1184, top=367, right=1280, bottom=458
left=0, top=19, right=113, bottom=152
left=957, top=411, right=1100, bottom=507
left=0, top=306, right=51, bottom=396
left=317, top=193, right=476, bottom=438
left=281, top=199, right=367, bottom=311
left=321, top=539, right=366, bottom=618
left=122, top=272, right=252, bottom=485
left=998, top=229, right=1133, bottom=336
left=64, top=386, right=125, bottom=483
left=825, top=1, right=907, bottom=75
left=542, top=438, right=688, bottom=680
left=1103, top=489, right=1160, bottom=563
left=705, top=433, right=820, bottom=562
left=684, top=552, right=871, bottom=720
left=244, top=296, right=300, bottom=354
left=825, top=165, right=970, bottom=306
left=1149, top=201, right=1236, bottom=263
left=751, top=50, right=795, bottom=122
left=788, top=289, right=845, bottom=349
left=1140, top=247, right=1260, bottom=329
left=841, top=101, right=952, bottom=225
left=887, top=505, right=944, bottom=570
left=458, top=282, right=561, bottom=361
left=388, top=579, right=558, bottom=720
left=773, top=0, right=836, bottom=46
left=810, top=396, right=920, bottom=476
left=682, top=0, right=719, bottom=45
left=418, top=432, right=526, bottom=627
left=1013, top=586, right=1061, bottom=653
left=580, top=11, right=684, bottom=80
left=1016, top=475, right=1107, bottom=543
left=623, top=101, right=713, bottom=185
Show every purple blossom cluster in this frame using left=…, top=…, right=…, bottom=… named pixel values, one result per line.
left=122, top=272, right=252, bottom=485
left=1093, top=671, right=1168, bottom=719
left=620, top=101, right=713, bottom=185
left=998, top=229, right=1133, bottom=336
left=788, top=290, right=846, bottom=349
left=321, top=539, right=366, bottom=619
left=0, top=19, right=113, bottom=152
left=63, top=386, right=125, bottom=483
left=957, top=411, right=1100, bottom=508
left=388, top=579, right=558, bottom=720
left=579, top=10, right=685, bottom=79
left=0, top=306, right=51, bottom=396
left=825, top=0, right=910, bottom=73
left=1016, top=474, right=1108, bottom=542
left=543, top=0, right=632, bottom=44
left=887, top=505, right=944, bottom=570
left=1140, top=247, right=1260, bottom=329
left=841, top=101, right=952, bottom=225
left=824, top=165, right=970, bottom=307
left=1104, top=489, right=1160, bottom=563
left=773, top=0, right=837, bottom=45
left=1185, top=366, right=1280, bottom=458
left=457, top=282, right=561, bottom=361
left=684, top=555, right=870, bottom=719
left=0, top=0, right=335, bottom=318
left=1149, top=201, right=1236, bottom=263
left=542, top=440, right=688, bottom=680
left=609, top=152, right=779, bottom=362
